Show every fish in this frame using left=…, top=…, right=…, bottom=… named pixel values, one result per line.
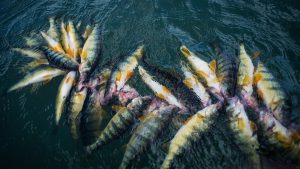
left=82, top=25, right=93, bottom=42
left=60, top=21, right=72, bottom=57
left=180, top=62, right=211, bottom=107
left=254, top=61, right=286, bottom=122
left=41, top=47, right=79, bottom=70
left=117, top=85, right=140, bottom=106
left=258, top=111, right=300, bottom=161
left=47, top=17, right=60, bottom=42
left=8, top=67, right=65, bottom=92
left=160, top=103, right=221, bottom=169
left=138, top=66, right=185, bottom=110
left=68, top=87, right=88, bottom=140
left=40, top=31, right=65, bottom=54
left=211, top=39, right=237, bottom=98
left=226, top=97, right=260, bottom=169
left=85, top=96, right=152, bottom=154
left=55, top=71, right=76, bottom=126
left=67, top=20, right=82, bottom=61
left=180, top=45, right=223, bottom=100
left=103, top=46, right=144, bottom=103
left=12, top=48, right=45, bottom=60
left=119, top=105, right=179, bottom=169
left=79, top=24, right=102, bottom=83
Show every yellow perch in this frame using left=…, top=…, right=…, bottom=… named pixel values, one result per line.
left=55, top=71, right=76, bottom=126
left=180, top=45, right=223, bottom=99
left=60, top=21, right=72, bottom=57
left=12, top=48, right=45, bottom=60
left=41, top=31, right=65, bottom=54
left=8, top=67, right=65, bottom=92
left=47, top=17, right=60, bottom=42
left=180, top=62, right=211, bottom=107
left=161, top=103, right=221, bottom=169
left=138, top=66, right=185, bottom=109
left=226, top=98, right=260, bottom=169
left=254, top=61, right=286, bottom=122
left=67, top=20, right=81, bottom=61
left=82, top=25, right=93, bottom=42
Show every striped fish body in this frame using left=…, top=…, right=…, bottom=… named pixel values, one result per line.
left=226, top=98, right=260, bottom=168
left=180, top=45, right=223, bottom=99
left=8, top=67, right=65, bottom=92
left=68, top=87, right=88, bottom=140
left=237, top=43, right=254, bottom=96
left=119, top=105, right=179, bottom=169
left=138, top=66, right=185, bottom=110
left=60, top=21, right=72, bottom=57
left=79, top=24, right=102, bottom=82
left=86, top=96, right=152, bottom=154
left=254, top=62, right=286, bottom=122
left=42, top=47, right=79, bottom=70
left=12, top=48, right=45, bottom=60
left=41, top=31, right=65, bottom=54
left=212, top=41, right=237, bottom=98
left=180, top=62, right=211, bottom=107
left=259, top=111, right=300, bottom=161
left=67, top=21, right=82, bottom=61
left=55, top=71, right=76, bottom=126
left=104, top=46, right=144, bottom=101
left=47, top=17, right=60, bottom=42
left=160, top=103, right=220, bottom=169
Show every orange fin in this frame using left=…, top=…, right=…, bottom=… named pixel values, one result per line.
left=253, top=72, right=262, bottom=85
left=208, top=59, right=217, bottom=73
left=196, top=70, right=209, bottom=78
left=162, top=86, right=171, bottom=94
left=115, top=71, right=122, bottom=82
left=125, top=70, right=134, bottom=81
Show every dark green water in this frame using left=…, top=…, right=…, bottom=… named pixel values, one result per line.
left=1, top=0, right=300, bottom=169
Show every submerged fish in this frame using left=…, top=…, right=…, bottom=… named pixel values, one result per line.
left=82, top=25, right=93, bottom=42
left=41, top=31, right=65, bottom=54
left=47, top=17, right=60, bottom=42
left=79, top=24, right=102, bottom=83
left=12, top=48, right=45, bottom=60
left=160, top=103, right=221, bottom=169
left=55, top=71, right=76, bottom=126
left=42, top=47, right=79, bottom=70
left=180, top=45, right=223, bottom=100
left=67, top=21, right=81, bottom=61
left=68, top=87, right=88, bottom=140
left=211, top=40, right=237, bottom=98
left=86, top=96, right=152, bottom=154
left=258, top=111, right=300, bottom=161
left=119, top=105, right=179, bottom=169
left=180, top=62, right=211, bottom=107
left=226, top=98, right=260, bottom=169
left=8, top=67, right=65, bottom=92
left=254, top=61, right=286, bottom=122
left=138, top=66, right=185, bottom=110
left=103, top=46, right=144, bottom=103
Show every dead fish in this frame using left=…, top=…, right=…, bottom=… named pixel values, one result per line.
left=254, top=61, right=286, bottom=122
left=180, top=45, right=223, bottom=100
left=116, top=85, right=140, bottom=106
left=41, top=31, right=65, bottom=54
left=47, top=17, right=60, bottom=42
left=226, top=97, right=261, bottom=169
left=85, top=96, right=152, bottom=154
left=211, top=39, right=237, bottom=98
left=180, top=61, right=211, bottom=107
left=68, top=87, right=88, bottom=140
left=60, top=21, right=72, bottom=58
left=160, top=103, right=221, bottom=169
left=8, top=67, right=65, bottom=92
left=138, top=66, right=185, bottom=110
left=102, top=46, right=144, bottom=104
left=67, top=20, right=81, bottom=61
left=82, top=25, right=93, bottom=42
left=258, top=111, right=300, bottom=161
left=119, top=105, right=179, bottom=169
left=79, top=24, right=102, bottom=83
left=42, top=46, right=79, bottom=70
left=55, top=71, right=76, bottom=126
left=12, top=48, right=45, bottom=60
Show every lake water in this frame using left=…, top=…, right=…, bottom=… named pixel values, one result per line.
left=1, top=0, right=300, bottom=169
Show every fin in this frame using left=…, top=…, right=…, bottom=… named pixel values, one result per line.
left=196, top=70, right=209, bottom=78
left=250, top=120, right=257, bottom=132
left=183, top=116, right=193, bottom=125
left=251, top=51, right=261, bottom=59
left=253, top=73, right=262, bottom=85
left=183, top=78, right=193, bottom=89
left=162, top=86, right=171, bottom=94
left=125, top=70, right=134, bottom=81
left=156, top=93, right=166, bottom=100
left=218, top=74, right=224, bottom=82
left=208, top=59, right=217, bottom=73
left=115, top=71, right=122, bottom=82
left=257, top=89, right=264, bottom=99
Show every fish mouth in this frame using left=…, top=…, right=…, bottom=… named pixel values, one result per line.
left=180, top=46, right=191, bottom=57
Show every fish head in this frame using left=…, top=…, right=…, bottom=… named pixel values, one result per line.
left=180, top=45, right=192, bottom=58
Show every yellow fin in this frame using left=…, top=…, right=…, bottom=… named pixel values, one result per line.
left=125, top=70, right=134, bottom=81
left=116, top=71, right=122, bottom=82
left=138, top=114, right=147, bottom=122
left=208, top=59, right=216, bottom=73
left=183, top=116, right=193, bottom=125
left=253, top=72, right=262, bottom=85
left=162, top=86, right=171, bottom=94
left=156, top=93, right=166, bottom=100
left=183, top=78, right=193, bottom=89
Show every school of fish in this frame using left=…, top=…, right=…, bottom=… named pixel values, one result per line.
left=8, top=17, right=300, bottom=169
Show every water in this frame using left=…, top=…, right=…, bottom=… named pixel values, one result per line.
left=1, top=0, right=300, bottom=169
